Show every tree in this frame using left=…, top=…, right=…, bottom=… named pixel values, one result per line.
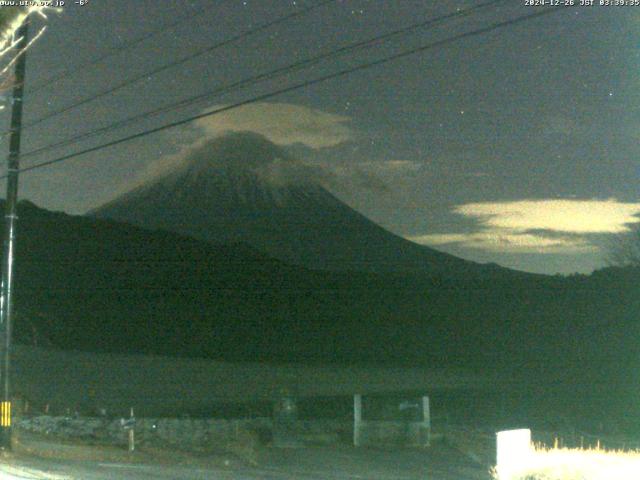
left=606, top=224, right=640, bottom=267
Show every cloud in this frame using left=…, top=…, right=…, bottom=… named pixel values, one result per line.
left=454, top=199, right=640, bottom=234
left=409, top=199, right=640, bottom=254
left=132, top=103, right=420, bottom=196
left=410, top=232, right=596, bottom=254
left=309, top=159, right=423, bottom=194
left=194, top=102, right=353, bottom=149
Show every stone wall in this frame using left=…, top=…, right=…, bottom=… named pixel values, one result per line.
left=15, top=415, right=272, bottom=449
left=15, top=414, right=423, bottom=449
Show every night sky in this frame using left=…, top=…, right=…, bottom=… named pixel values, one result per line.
left=2, top=0, right=639, bottom=275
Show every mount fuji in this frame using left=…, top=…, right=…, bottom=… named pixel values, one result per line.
left=93, top=132, right=498, bottom=276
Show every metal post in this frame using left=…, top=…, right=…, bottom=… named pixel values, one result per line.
left=273, top=391, right=299, bottom=448
left=128, top=407, right=135, bottom=452
left=0, top=20, right=29, bottom=450
left=353, top=394, right=362, bottom=447
left=422, top=395, right=431, bottom=446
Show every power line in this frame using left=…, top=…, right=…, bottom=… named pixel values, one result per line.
left=14, top=6, right=570, bottom=176
left=14, top=0, right=336, bottom=133
left=3, top=6, right=572, bottom=180
left=20, top=0, right=507, bottom=161
left=26, top=2, right=218, bottom=94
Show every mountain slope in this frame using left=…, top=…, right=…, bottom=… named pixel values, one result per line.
left=92, top=132, right=494, bottom=275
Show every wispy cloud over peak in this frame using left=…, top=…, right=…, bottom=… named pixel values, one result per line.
left=194, top=102, right=353, bottom=149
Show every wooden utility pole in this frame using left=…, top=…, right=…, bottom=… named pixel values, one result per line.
left=0, top=19, right=29, bottom=450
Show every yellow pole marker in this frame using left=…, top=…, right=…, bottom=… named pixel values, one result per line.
left=0, top=401, right=10, bottom=427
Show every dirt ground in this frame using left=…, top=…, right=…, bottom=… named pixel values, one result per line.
left=5, top=431, right=494, bottom=479
left=252, top=444, right=493, bottom=479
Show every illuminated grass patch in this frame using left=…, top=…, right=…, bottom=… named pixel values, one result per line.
left=494, top=442, right=640, bottom=480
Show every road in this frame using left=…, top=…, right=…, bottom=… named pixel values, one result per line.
left=0, top=445, right=492, bottom=479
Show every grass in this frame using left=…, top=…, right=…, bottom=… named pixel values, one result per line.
left=492, top=443, right=640, bottom=480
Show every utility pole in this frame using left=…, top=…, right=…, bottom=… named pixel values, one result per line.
left=0, top=19, right=29, bottom=451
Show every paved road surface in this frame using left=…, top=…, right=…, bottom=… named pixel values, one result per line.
left=0, top=445, right=492, bottom=480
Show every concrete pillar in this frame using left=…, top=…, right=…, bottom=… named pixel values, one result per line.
left=496, top=428, right=532, bottom=479
left=273, top=393, right=300, bottom=448
left=353, top=394, right=362, bottom=447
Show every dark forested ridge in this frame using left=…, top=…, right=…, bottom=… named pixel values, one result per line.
left=9, top=200, right=638, bottom=365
